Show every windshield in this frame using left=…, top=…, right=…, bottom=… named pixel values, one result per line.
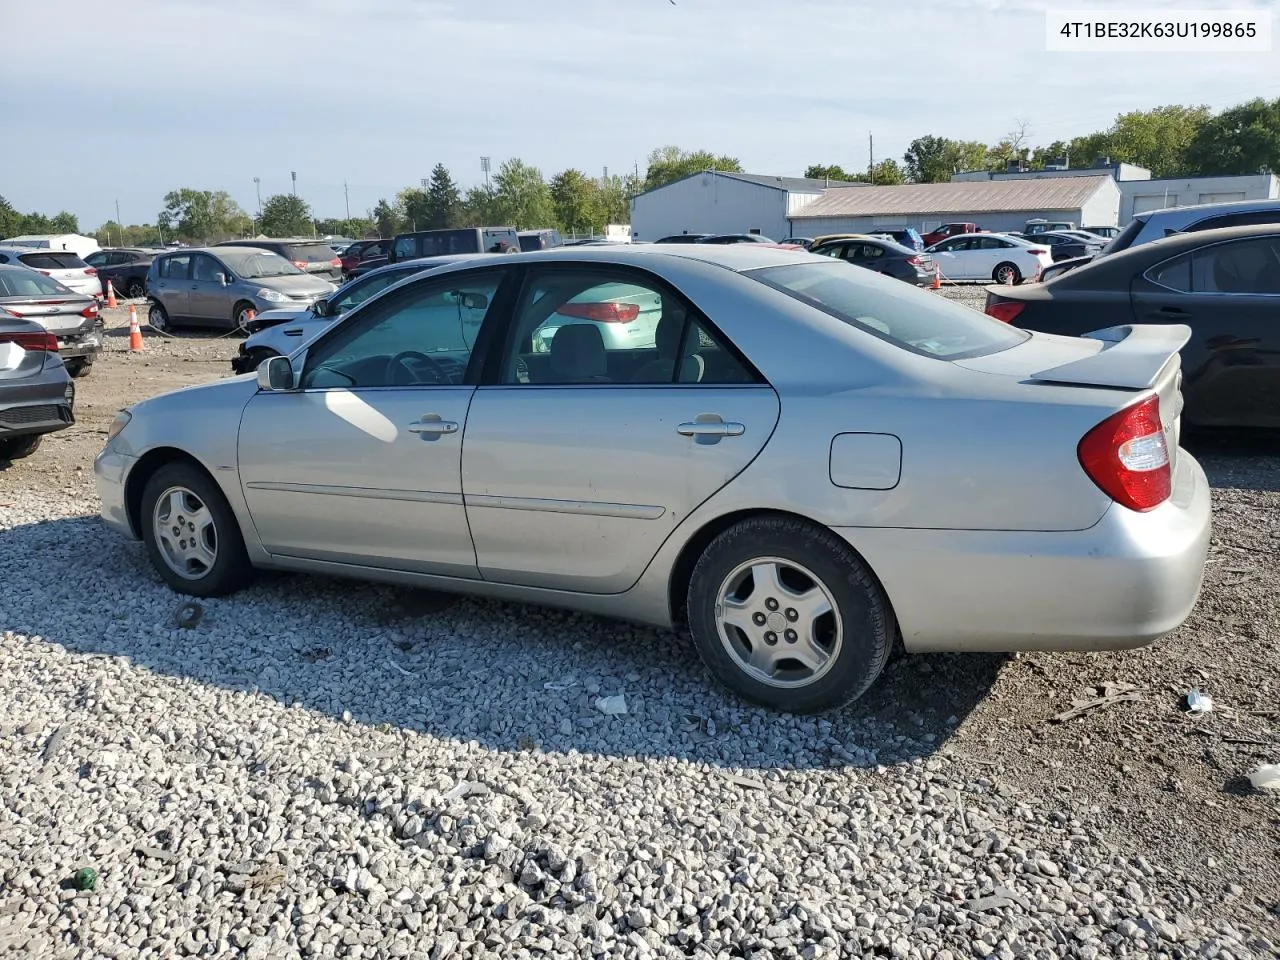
left=0, top=268, right=74, bottom=297
left=217, top=250, right=303, bottom=278
left=747, top=261, right=1028, bottom=361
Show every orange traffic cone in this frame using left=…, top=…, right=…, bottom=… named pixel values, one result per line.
left=128, top=305, right=144, bottom=352
left=105, top=279, right=117, bottom=309
left=931, top=263, right=941, bottom=290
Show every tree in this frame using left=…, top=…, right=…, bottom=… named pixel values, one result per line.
left=549, top=169, right=601, bottom=233
left=643, top=146, right=743, bottom=191
left=258, top=194, right=312, bottom=236
left=314, top=217, right=374, bottom=238
left=1185, top=97, right=1280, bottom=175
left=804, top=164, right=852, bottom=181
left=460, top=184, right=500, bottom=227
left=0, top=196, right=22, bottom=238
left=903, top=136, right=989, bottom=182
left=371, top=199, right=401, bottom=238
left=159, top=188, right=251, bottom=242
left=397, top=187, right=430, bottom=232
left=423, top=163, right=461, bottom=229
left=491, top=159, right=555, bottom=229
left=1108, top=105, right=1211, bottom=177
left=866, top=159, right=905, bottom=185
left=596, top=173, right=640, bottom=227
left=92, top=220, right=161, bottom=246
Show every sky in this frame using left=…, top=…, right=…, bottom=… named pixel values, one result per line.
left=2, top=0, right=1277, bottom=231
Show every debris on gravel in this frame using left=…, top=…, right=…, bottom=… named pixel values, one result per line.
left=1, top=296, right=1277, bottom=959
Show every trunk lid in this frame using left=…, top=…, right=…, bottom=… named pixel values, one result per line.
left=0, top=297, right=95, bottom=335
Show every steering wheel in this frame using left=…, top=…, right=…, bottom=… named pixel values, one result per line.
left=387, top=350, right=450, bottom=385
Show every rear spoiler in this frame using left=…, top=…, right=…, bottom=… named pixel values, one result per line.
left=1030, top=324, right=1191, bottom=390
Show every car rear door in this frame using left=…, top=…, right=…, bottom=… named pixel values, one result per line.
left=237, top=267, right=513, bottom=574
left=460, top=264, right=780, bottom=594
left=1131, top=234, right=1280, bottom=428
left=152, top=253, right=192, bottom=317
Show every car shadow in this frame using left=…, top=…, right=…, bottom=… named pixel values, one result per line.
left=1184, top=429, right=1280, bottom=493
left=0, top=514, right=1003, bottom=773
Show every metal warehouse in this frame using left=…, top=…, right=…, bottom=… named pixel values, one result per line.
left=629, top=171, right=868, bottom=242
left=787, top=176, right=1121, bottom=236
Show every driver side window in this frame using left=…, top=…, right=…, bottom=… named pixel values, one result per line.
left=300, top=272, right=504, bottom=390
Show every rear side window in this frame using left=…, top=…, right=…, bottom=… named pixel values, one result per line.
left=159, top=255, right=191, bottom=279
left=1147, top=236, right=1280, bottom=294
left=1189, top=210, right=1280, bottom=231
left=1103, top=216, right=1146, bottom=254
left=748, top=261, right=1029, bottom=361
left=17, top=253, right=66, bottom=269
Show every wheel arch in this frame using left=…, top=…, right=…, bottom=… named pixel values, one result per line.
left=124, top=447, right=220, bottom=539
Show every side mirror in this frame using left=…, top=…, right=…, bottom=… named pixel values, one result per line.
left=215, top=272, right=229, bottom=285
left=257, top=355, right=295, bottom=391
left=312, top=297, right=329, bottom=318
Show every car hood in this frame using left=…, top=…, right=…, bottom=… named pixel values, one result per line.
left=250, top=275, right=335, bottom=296
left=130, top=370, right=258, bottom=417
left=248, top=305, right=312, bottom=326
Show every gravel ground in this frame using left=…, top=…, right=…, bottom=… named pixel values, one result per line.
left=1, top=297, right=1277, bottom=959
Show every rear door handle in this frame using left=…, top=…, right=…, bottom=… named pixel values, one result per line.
left=1153, top=306, right=1191, bottom=319
left=407, top=417, right=459, bottom=436
left=677, top=417, right=745, bottom=438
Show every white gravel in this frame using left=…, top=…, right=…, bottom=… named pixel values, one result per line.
left=1, top=486, right=1275, bottom=959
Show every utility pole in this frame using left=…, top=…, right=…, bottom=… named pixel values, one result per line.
left=115, top=199, right=122, bottom=230
left=869, top=131, right=875, bottom=184
left=253, top=177, right=262, bottom=216
left=480, top=157, right=491, bottom=188
left=344, top=181, right=350, bottom=220
left=290, top=171, right=297, bottom=196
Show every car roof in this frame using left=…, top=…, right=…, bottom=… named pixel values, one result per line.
left=1139, top=197, right=1280, bottom=219
left=413, top=243, right=818, bottom=274
left=1048, top=223, right=1280, bottom=287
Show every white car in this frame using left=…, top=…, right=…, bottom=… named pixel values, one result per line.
left=925, top=233, right=1053, bottom=285
left=0, top=247, right=103, bottom=299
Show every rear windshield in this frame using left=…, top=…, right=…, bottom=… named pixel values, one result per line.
left=1102, top=216, right=1146, bottom=254
left=0, top=268, right=72, bottom=297
left=747, top=261, right=1028, bottom=361
left=217, top=250, right=303, bottom=279
left=18, top=252, right=87, bottom=270
left=286, top=243, right=339, bottom=263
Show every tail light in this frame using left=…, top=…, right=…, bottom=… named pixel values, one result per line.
left=0, top=330, right=59, bottom=352
left=292, top=260, right=309, bottom=269
left=329, top=258, right=342, bottom=268
left=1027, top=248, right=1048, bottom=256
left=80, top=303, right=100, bottom=319
left=985, top=301, right=1025, bottom=324
left=84, top=267, right=98, bottom=276
left=1077, top=395, right=1170, bottom=512
left=557, top=302, right=640, bottom=323
left=907, top=256, right=921, bottom=265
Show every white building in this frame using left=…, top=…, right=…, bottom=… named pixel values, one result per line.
left=1120, top=173, right=1280, bottom=221
left=788, top=176, right=1121, bottom=236
left=629, top=171, right=868, bottom=242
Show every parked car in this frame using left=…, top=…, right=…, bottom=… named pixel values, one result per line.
left=654, top=234, right=710, bottom=243
left=216, top=238, right=344, bottom=284
left=926, top=233, right=1052, bottom=284
left=1023, top=218, right=1076, bottom=236
left=1042, top=198, right=1280, bottom=283
left=0, top=233, right=100, bottom=259
left=518, top=229, right=564, bottom=251
left=0, top=248, right=103, bottom=299
left=697, top=234, right=776, bottom=244
left=339, top=238, right=390, bottom=278
left=986, top=225, right=1280, bottom=430
left=145, top=247, right=337, bottom=332
left=0, top=309, right=75, bottom=462
left=96, top=244, right=1209, bottom=714
left=390, top=227, right=522, bottom=262
left=1083, top=225, right=1121, bottom=240
left=921, top=222, right=979, bottom=246
left=809, top=237, right=934, bottom=285
left=85, top=247, right=156, bottom=299
left=0, top=264, right=102, bottom=377
left=231, top=255, right=506, bottom=373
left=864, top=228, right=925, bottom=252
left=778, top=237, right=814, bottom=249
left=1022, top=230, right=1106, bottom=262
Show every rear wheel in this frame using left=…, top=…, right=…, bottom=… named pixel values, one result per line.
left=140, top=462, right=254, bottom=597
left=126, top=279, right=145, bottom=299
left=148, top=301, right=171, bottom=333
left=686, top=516, right=895, bottom=713
left=0, top=435, right=42, bottom=462
left=64, top=357, right=94, bottom=378
left=993, top=262, right=1021, bottom=285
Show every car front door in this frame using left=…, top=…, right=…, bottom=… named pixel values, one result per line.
left=930, top=238, right=971, bottom=279
left=153, top=253, right=192, bottom=317
left=1131, top=235, right=1280, bottom=428
left=460, top=265, right=781, bottom=594
left=236, top=268, right=512, bottom=574
left=189, top=253, right=230, bottom=323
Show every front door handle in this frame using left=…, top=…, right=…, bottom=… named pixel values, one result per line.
left=407, top=417, right=459, bottom=436
left=677, top=415, right=745, bottom=438
left=1153, top=306, right=1191, bottom=319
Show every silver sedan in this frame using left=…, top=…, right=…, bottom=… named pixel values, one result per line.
left=94, top=245, right=1211, bottom=713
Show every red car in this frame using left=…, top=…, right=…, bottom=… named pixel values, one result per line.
left=339, top=239, right=390, bottom=278
left=922, top=222, right=980, bottom=247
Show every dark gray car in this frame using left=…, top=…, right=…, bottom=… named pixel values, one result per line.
left=145, top=247, right=337, bottom=332
left=0, top=309, right=75, bottom=462
left=810, top=237, right=934, bottom=285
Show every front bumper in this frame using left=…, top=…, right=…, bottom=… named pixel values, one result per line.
left=839, top=451, right=1212, bottom=653
left=94, top=446, right=137, bottom=538
left=0, top=395, right=74, bottom=440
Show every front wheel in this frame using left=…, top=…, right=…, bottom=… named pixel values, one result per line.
left=140, top=462, right=254, bottom=597
left=686, top=516, right=895, bottom=713
left=64, top=357, right=94, bottom=378
left=0, top=434, right=42, bottom=462
left=148, top=301, right=171, bottom=333
left=993, top=262, right=1022, bottom=285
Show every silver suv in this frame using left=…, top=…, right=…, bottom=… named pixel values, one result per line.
left=145, top=247, right=336, bottom=332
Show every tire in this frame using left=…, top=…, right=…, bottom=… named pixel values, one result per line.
left=148, top=301, right=171, bottom=333
left=64, top=357, right=94, bottom=378
left=993, top=262, right=1021, bottom=285
left=140, top=461, right=254, bottom=597
left=686, top=516, right=895, bottom=713
left=0, top=434, right=42, bottom=461
left=233, top=301, right=258, bottom=332
left=126, top=279, right=145, bottom=299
